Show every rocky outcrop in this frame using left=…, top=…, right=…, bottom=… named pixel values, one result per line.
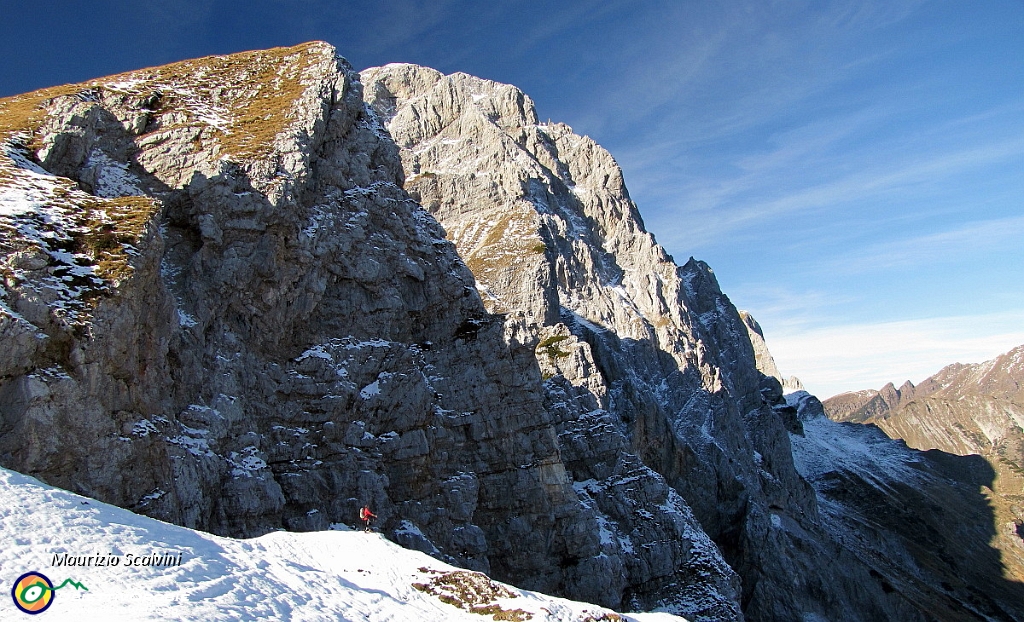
left=739, top=310, right=782, bottom=382
left=362, top=63, right=927, bottom=621
left=0, top=41, right=571, bottom=606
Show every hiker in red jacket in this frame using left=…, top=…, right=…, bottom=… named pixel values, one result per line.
left=360, top=505, right=376, bottom=531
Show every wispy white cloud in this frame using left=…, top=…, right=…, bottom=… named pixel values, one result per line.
left=578, top=1, right=927, bottom=144
left=500, top=1, right=634, bottom=61
left=828, top=214, right=1024, bottom=273
left=640, top=127, right=1024, bottom=252
left=764, top=311, right=1024, bottom=399
left=736, top=286, right=858, bottom=330
left=598, top=0, right=1024, bottom=258
left=351, top=0, right=473, bottom=64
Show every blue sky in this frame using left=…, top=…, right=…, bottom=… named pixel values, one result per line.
left=3, top=1, right=1022, bottom=397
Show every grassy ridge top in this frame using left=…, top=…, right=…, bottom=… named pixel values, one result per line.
left=0, top=41, right=334, bottom=160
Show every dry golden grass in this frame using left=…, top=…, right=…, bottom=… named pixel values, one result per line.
left=0, top=160, right=160, bottom=287
left=651, top=316, right=673, bottom=329
left=0, top=84, right=80, bottom=144
left=410, top=568, right=621, bottom=621
left=76, top=195, right=161, bottom=282
left=483, top=214, right=513, bottom=247
left=476, top=605, right=533, bottom=621
left=464, top=252, right=494, bottom=277
left=0, top=41, right=325, bottom=162
left=133, top=42, right=322, bottom=160
left=461, top=209, right=544, bottom=280
left=1, top=43, right=323, bottom=289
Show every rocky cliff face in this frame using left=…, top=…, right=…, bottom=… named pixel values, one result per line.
left=740, top=311, right=803, bottom=395
left=0, top=43, right=741, bottom=620
left=823, top=345, right=1024, bottom=588
left=360, top=63, right=935, bottom=621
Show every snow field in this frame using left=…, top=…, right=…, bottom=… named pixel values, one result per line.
left=0, top=467, right=684, bottom=621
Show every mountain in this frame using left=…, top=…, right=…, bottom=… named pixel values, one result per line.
left=1, top=42, right=1022, bottom=621
left=740, top=319, right=1024, bottom=618
left=823, top=344, right=1024, bottom=587
left=0, top=465, right=680, bottom=621
left=0, top=41, right=740, bottom=621
left=360, top=63, right=921, bottom=621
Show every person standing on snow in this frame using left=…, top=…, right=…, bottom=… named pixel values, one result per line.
left=360, top=505, right=376, bottom=531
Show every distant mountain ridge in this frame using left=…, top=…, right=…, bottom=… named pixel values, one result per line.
left=824, top=344, right=1024, bottom=460
left=826, top=344, right=1024, bottom=422
left=823, top=344, right=1024, bottom=584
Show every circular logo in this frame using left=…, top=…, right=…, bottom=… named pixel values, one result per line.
left=11, top=572, right=54, bottom=615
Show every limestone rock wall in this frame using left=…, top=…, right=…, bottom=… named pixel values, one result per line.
left=361, top=63, right=916, bottom=621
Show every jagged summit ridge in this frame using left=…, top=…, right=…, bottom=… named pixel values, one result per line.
left=362, top=63, right=757, bottom=403
left=365, top=65, right=758, bottom=619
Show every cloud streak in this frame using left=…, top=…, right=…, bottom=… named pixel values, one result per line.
left=824, top=214, right=1024, bottom=274
left=634, top=105, right=1024, bottom=253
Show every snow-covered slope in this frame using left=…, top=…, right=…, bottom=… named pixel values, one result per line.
left=0, top=467, right=681, bottom=621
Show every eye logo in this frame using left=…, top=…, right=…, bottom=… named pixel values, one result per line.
left=11, top=572, right=88, bottom=615
left=12, top=572, right=53, bottom=615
